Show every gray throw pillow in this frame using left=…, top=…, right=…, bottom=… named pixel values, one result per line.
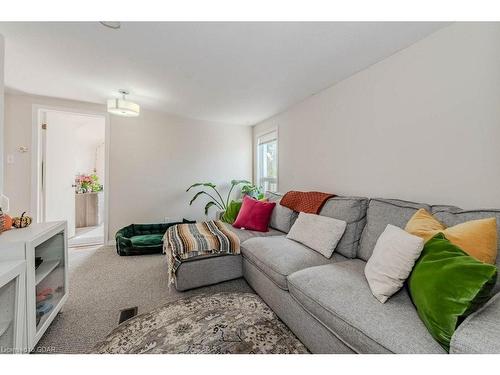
left=266, top=192, right=298, bottom=233
left=287, top=212, right=347, bottom=258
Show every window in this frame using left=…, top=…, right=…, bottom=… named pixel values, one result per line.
left=256, top=130, right=278, bottom=193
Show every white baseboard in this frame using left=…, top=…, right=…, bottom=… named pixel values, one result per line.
left=106, top=240, right=116, bottom=246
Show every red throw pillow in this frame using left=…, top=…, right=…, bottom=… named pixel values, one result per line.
left=233, top=195, right=276, bottom=232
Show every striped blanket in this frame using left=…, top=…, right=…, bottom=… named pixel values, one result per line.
left=164, top=220, right=240, bottom=285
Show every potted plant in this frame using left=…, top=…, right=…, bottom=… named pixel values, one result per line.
left=241, top=184, right=264, bottom=200
left=187, top=180, right=264, bottom=223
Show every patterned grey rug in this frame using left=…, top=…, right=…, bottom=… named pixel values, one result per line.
left=93, top=292, right=309, bottom=354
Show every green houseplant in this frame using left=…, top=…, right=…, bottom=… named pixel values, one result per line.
left=241, top=184, right=265, bottom=200
left=187, top=180, right=264, bottom=223
left=187, top=180, right=251, bottom=215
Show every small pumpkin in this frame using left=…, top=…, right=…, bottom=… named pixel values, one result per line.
left=13, top=212, right=33, bottom=228
left=3, top=214, right=13, bottom=231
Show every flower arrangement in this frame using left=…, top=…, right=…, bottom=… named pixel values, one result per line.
left=75, top=173, right=103, bottom=194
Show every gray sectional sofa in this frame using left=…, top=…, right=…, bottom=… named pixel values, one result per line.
left=178, top=194, right=500, bottom=354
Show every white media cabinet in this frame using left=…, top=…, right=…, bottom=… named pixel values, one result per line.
left=0, top=222, right=68, bottom=352
left=0, top=260, right=26, bottom=353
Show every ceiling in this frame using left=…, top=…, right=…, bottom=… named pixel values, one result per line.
left=0, top=22, right=449, bottom=125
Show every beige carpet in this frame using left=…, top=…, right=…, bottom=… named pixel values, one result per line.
left=35, top=246, right=252, bottom=353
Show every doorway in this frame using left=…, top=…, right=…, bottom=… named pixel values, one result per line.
left=32, top=107, right=108, bottom=248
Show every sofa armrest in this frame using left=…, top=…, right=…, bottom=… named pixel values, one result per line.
left=450, top=292, right=500, bottom=353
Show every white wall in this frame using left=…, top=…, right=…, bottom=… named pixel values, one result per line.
left=3, top=94, right=104, bottom=216
left=74, top=139, right=97, bottom=175
left=74, top=118, right=105, bottom=182
left=0, top=35, right=4, bottom=195
left=3, top=93, right=252, bottom=240
left=108, top=110, right=252, bottom=236
left=253, top=23, right=500, bottom=209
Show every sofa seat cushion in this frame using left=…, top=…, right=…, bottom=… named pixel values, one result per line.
left=222, top=222, right=284, bottom=243
left=130, top=234, right=164, bottom=247
left=241, top=236, right=347, bottom=290
left=287, top=260, right=446, bottom=353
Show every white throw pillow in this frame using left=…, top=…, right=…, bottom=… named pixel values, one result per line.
left=364, top=224, right=424, bottom=303
left=286, top=212, right=347, bottom=258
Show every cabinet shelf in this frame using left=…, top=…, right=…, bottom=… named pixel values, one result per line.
left=0, top=260, right=25, bottom=353
left=0, top=222, right=67, bottom=352
left=35, top=260, right=60, bottom=285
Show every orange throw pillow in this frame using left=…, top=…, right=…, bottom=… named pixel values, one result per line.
left=405, top=209, right=497, bottom=264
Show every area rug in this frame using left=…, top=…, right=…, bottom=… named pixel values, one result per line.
left=93, top=292, right=309, bottom=354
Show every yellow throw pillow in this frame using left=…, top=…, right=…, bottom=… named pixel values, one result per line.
left=405, top=209, right=498, bottom=264
left=405, top=209, right=445, bottom=241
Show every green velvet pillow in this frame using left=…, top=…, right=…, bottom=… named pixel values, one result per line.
left=221, top=200, right=242, bottom=224
left=408, top=232, right=497, bottom=351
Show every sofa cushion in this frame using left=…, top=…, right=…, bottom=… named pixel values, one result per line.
left=266, top=192, right=298, bottom=233
left=406, top=209, right=497, bottom=265
left=364, top=224, right=424, bottom=303
left=221, top=200, right=242, bottom=224
left=241, top=236, right=346, bottom=290
left=287, top=260, right=446, bottom=353
left=450, top=292, right=500, bottom=354
left=222, top=222, right=284, bottom=243
left=431, top=205, right=500, bottom=292
left=233, top=195, right=276, bottom=232
left=318, top=196, right=369, bottom=259
left=431, top=206, right=500, bottom=238
left=287, top=212, right=347, bottom=258
left=358, top=198, right=431, bottom=261
left=408, top=233, right=497, bottom=351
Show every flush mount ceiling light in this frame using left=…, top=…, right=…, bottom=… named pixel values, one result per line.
left=100, top=21, right=121, bottom=29
left=107, top=90, right=140, bottom=117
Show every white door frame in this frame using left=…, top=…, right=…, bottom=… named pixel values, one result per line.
left=31, top=104, right=111, bottom=244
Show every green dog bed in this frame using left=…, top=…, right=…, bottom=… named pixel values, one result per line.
left=115, top=220, right=194, bottom=256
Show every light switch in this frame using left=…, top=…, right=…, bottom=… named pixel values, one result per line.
left=6, top=154, right=14, bottom=164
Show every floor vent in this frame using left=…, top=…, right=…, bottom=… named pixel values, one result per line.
left=118, top=307, right=138, bottom=324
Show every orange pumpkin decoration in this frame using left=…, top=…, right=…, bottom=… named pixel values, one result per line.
left=3, top=214, right=13, bottom=230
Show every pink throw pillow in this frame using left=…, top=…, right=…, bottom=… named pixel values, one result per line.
left=233, top=195, right=276, bottom=232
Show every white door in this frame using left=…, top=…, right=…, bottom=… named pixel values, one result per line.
left=43, top=111, right=77, bottom=238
